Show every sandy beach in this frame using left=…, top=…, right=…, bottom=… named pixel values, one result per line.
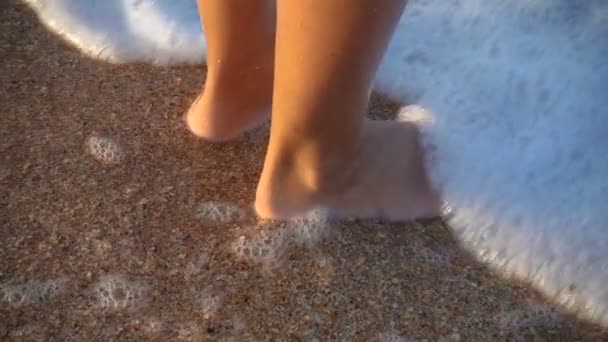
left=1, top=1, right=607, bottom=340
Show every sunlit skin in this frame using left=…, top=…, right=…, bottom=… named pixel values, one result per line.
left=187, top=0, right=441, bottom=220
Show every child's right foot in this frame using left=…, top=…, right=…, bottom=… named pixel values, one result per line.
left=255, top=119, right=441, bottom=221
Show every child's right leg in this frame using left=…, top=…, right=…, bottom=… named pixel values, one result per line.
left=255, top=0, right=440, bottom=220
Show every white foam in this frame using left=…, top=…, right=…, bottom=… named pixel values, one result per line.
left=0, top=279, right=67, bottom=307
left=23, top=0, right=608, bottom=327
left=400, top=101, right=608, bottom=325
left=193, top=201, right=245, bottom=225
left=287, top=209, right=332, bottom=247
left=232, top=210, right=331, bottom=269
left=232, top=229, right=290, bottom=270
left=86, top=135, right=123, bottom=164
left=93, top=274, right=147, bottom=310
left=23, top=0, right=206, bottom=64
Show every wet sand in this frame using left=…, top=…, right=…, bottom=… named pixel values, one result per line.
left=1, top=2, right=607, bottom=340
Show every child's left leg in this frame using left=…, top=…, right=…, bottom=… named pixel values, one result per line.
left=186, top=0, right=275, bottom=141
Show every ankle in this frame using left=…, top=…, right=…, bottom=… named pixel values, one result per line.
left=267, top=134, right=361, bottom=200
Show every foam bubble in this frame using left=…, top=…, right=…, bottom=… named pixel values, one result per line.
left=193, top=201, right=245, bottom=225
left=232, top=230, right=290, bottom=270
left=86, top=136, right=123, bottom=164
left=289, top=209, right=332, bottom=247
left=93, top=275, right=147, bottom=310
left=232, top=209, right=332, bottom=269
left=0, top=279, right=67, bottom=307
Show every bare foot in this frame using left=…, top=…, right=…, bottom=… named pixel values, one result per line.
left=255, top=119, right=441, bottom=221
left=185, top=55, right=273, bottom=141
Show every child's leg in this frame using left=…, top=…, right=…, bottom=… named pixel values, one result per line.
left=255, top=0, right=440, bottom=220
left=187, top=0, right=275, bottom=141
